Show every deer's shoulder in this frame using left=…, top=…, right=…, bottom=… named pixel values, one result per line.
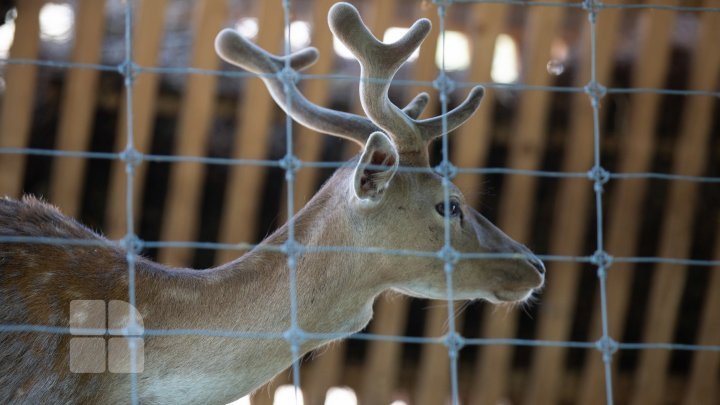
left=0, top=196, right=102, bottom=240
left=0, top=196, right=127, bottom=288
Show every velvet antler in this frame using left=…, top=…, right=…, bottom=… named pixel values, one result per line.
left=215, top=29, right=430, bottom=146
left=328, top=2, right=485, bottom=155
left=214, top=2, right=484, bottom=161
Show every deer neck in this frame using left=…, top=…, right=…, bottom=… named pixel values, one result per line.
left=148, top=170, right=384, bottom=339
left=132, top=173, right=385, bottom=401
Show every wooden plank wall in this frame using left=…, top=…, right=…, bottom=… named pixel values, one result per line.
left=216, top=0, right=283, bottom=265
left=0, top=1, right=718, bottom=404
left=49, top=0, right=106, bottom=217
left=629, top=4, right=720, bottom=403
left=473, top=2, right=568, bottom=403
left=158, top=0, right=227, bottom=266
left=524, top=1, right=625, bottom=404
left=578, top=1, right=679, bottom=403
left=105, top=0, right=169, bottom=239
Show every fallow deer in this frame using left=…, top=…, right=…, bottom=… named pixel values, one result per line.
left=0, top=2, right=544, bottom=403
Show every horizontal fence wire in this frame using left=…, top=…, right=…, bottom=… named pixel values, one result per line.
left=1, top=0, right=719, bottom=404
left=3, top=323, right=720, bottom=353
left=2, top=234, right=720, bottom=267
left=453, top=0, right=720, bottom=12
left=3, top=58, right=720, bottom=97
left=1, top=147, right=720, bottom=184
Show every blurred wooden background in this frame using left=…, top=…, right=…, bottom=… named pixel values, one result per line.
left=0, top=0, right=718, bottom=404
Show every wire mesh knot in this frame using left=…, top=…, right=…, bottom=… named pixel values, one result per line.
left=583, top=0, right=601, bottom=20
left=434, top=161, right=458, bottom=180
left=433, top=74, right=456, bottom=97
left=443, top=331, right=465, bottom=357
left=118, top=61, right=139, bottom=84
left=279, top=67, right=300, bottom=86
left=591, top=250, right=613, bottom=276
left=587, top=165, right=610, bottom=193
left=584, top=81, right=607, bottom=107
left=283, top=327, right=306, bottom=346
left=438, top=245, right=460, bottom=266
left=279, top=154, right=301, bottom=176
left=595, top=336, right=619, bottom=362
left=121, top=234, right=144, bottom=254
left=120, top=147, right=144, bottom=171
left=122, top=322, right=144, bottom=337
left=282, top=239, right=304, bottom=258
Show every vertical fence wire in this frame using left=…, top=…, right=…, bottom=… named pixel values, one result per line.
left=0, top=1, right=720, bottom=405
left=121, top=1, right=140, bottom=403
left=281, top=0, right=304, bottom=401
left=435, top=3, right=462, bottom=404
left=585, top=1, right=614, bottom=403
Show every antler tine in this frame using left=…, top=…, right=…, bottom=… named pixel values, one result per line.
left=328, top=4, right=431, bottom=73
left=329, top=2, right=431, bottom=153
left=416, top=85, right=485, bottom=142
left=216, top=28, right=377, bottom=146
left=215, top=28, right=433, bottom=147
left=329, top=2, right=485, bottom=157
left=402, top=92, right=430, bottom=120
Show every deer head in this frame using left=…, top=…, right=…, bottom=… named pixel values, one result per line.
left=214, top=2, right=544, bottom=303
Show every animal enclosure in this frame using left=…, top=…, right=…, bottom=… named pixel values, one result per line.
left=0, top=0, right=719, bottom=404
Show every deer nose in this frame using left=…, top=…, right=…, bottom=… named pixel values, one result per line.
left=528, top=255, right=545, bottom=275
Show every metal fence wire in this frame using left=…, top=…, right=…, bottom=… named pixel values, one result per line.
left=1, top=0, right=720, bottom=404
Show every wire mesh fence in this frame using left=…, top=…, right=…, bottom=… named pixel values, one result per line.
left=1, top=0, right=719, bottom=404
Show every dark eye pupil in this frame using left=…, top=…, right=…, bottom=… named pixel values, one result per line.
left=450, top=202, right=459, bottom=215
left=436, top=201, right=461, bottom=217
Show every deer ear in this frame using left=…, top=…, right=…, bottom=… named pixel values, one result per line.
left=353, top=132, right=399, bottom=203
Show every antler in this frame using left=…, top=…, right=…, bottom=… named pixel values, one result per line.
left=214, top=29, right=430, bottom=146
left=329, top=2, right=485, bottom=155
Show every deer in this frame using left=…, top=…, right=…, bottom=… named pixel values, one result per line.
left=0, top=2, right=544, bottom=404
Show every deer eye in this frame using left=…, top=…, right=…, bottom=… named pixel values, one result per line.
left=435, top=200, right=462, bottom=219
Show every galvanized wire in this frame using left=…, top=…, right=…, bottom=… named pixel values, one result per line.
left=120, top=0, right=140, bottom=402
